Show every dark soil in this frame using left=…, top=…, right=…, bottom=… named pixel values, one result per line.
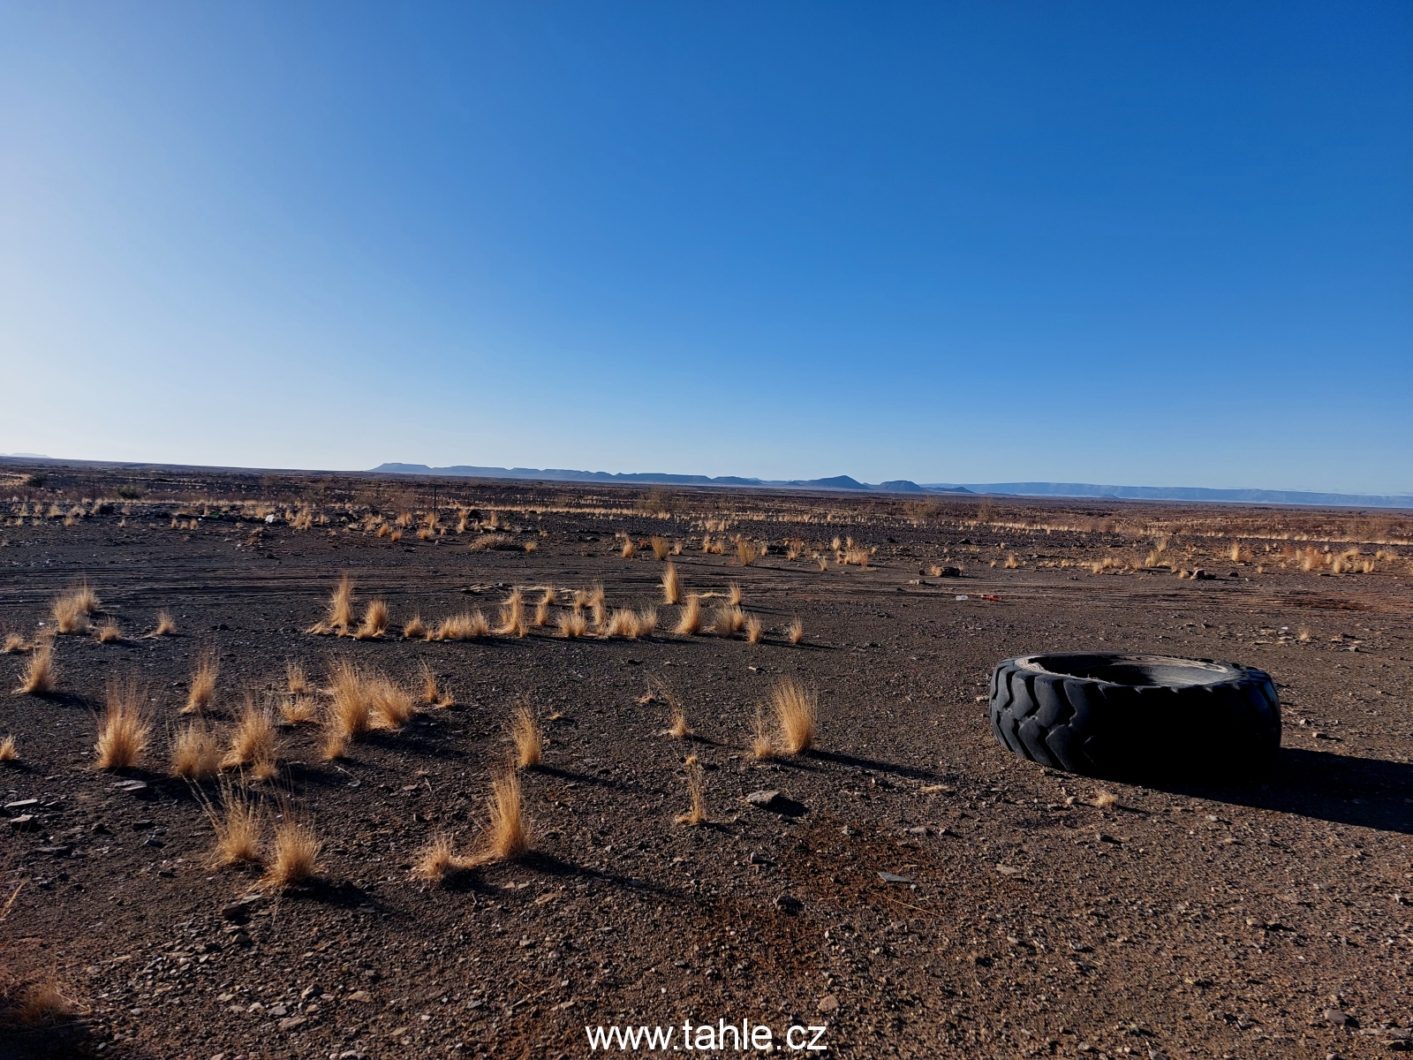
left=1, top=468, right=1410, bottom=1058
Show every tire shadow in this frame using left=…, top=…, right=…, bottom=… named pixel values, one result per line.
left=1144, top=747, right=1412, bottom=835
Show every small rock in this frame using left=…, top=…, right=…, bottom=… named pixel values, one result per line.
left=775, top=894, right=803, bottom=914
left=7, top=815, right=37, bottom=831
left=278, top=1016, right=308, bottom=1032
left=877, top=871, right=914, bottom=885
left=817, top=994, right=839, bottom=1014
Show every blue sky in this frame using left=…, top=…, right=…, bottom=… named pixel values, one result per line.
left=2, top=2, right=1410, bottom=492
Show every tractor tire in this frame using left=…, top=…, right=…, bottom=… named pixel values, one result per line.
left=988, top=653, right=1280, bottom=778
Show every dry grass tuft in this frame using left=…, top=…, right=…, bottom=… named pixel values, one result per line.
left=750, top=708, right=774, bottom=760
left=1, top=634, right=26, bottom=654
left=675, top=593, right=703, bottom=636
left=183, top=650, right=219, bottom=714
left=418, top=660, right=452, bottom=707
left=354, top=598, right=389, bottom=640
left=206, top=782, right=264, bottom=866
left=727, top=581, right=743, bottom=606
left=620, top=537, right=637, bottom=559
left=787, top=617, right=804, bottom=645
left=414, top=834, right=472, bottom=883
left=285, top=659, right=310, bottom=695
left=713, top=604, right=747, bottom=637
left=768, top=678, right=817, bottom=756
left=533, top=587, right=556, bottom=628
left=661, top=562, right=681, bottom=605
left=744, top=615, right=763, bottom=644
left=477, top=770, right=531, bottom=863
left=95, top=678, right=150, bottom=770
left=367, top=674, right=416, bottom=730
left=604, top=608, right=643, bottom=639
left=557, top=612, right=588, bottom=638
left=650, top=536, right=670, bottom=561
left=95, top=619, right=122, bottom=644
left=1091, top=790, right=1118, bottom=809
left=51, top=588, right=92, bottom=635
left=736, top=539, right=759, bottom=567
left=652, top=678, right=690, bottom=738
left=327, top=660, right=373, bottom=742
left=1003, top=553, right=1020, bottom=570
left=496, top=589, right=528, bottom=638
left=402, top=613, right=426, bottom=640
left=263, top=818, right=321, bottom=889
left=170, top=721, right=222, bottom=779
left=511, top=703, right=543, bottom=768
left=0, top=735, right=16, bottom=762
left=223, top=697, right=279, bottom=780
left=674, top=761, right=707, bottom=826
left=150, top=610, right=176, bottom=637
left=431, top=610, right=490, bottom=641
left=14, top=642, right=57, bottom=695
left=310, top=573, right=355, bottom=635
left=280, top=696, right=320, bottom=726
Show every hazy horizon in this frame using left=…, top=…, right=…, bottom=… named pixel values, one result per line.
left=3, top=3, right=1410, bottom=493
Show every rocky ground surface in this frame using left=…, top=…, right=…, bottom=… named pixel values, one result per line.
left=1, top=471, right=1409, bottom=1058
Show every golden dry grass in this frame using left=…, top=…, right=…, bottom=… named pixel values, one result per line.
left=150, top=610, right=176, bottom=637
left=768, top=678, right=817, bottom=756
left=263, top=818, right=321, bottom=889
left=223, top=698, right=279, bottom=780
left=51, top=589, right=92, bottom=635
left=511, top=703, right=542, bottom=768
left=170, top=721, right=222, bottom=779
left=674, top=593, right=703, bottom=635
left=327, top=660, right=373, bottom=742
left=744, top=615, right=763, bottom=644
left=280, top=696, right=320, bottom=726
left=1003, top=553, right=1020, bottom=569
left=604, top=608, right=642, bottom=639
left=367, top=673, right=416, bottom=730
left=414, top=834, right=471, bottom=883
left=620, top=537, right=637, bottom=559
left=713, top=604, right=747, bottom=637
left=285, top=659, right=310, bottom=695
left=95, top=678, right=150, bottom=770
left=650, top=536, right=670, bottom=561
left=651, top=677, right=690, bottom=738
left=533, top=587, right=555, bottom=628
left=354, top=598, right=389, bottom=640
left=727, top=581, right=743, bottom=606
left=310, top=573, right=355, bottom=635
left=1, top=634, right=26, bottom=654
left=750, top=708, right=774, bottom=761
left=402, top=613, right=427, bottom=640
left=478, top=770, right=531, bottom=863
left=0, top=735, right=16, bottom=762
left=735, top=539, right=759, bottom=567
left=674, top=761, right=707, bottom=826
left=496, top=589, right=528, bottom=638
left=14, top=642, right=57, bottom=695
left=183, top=650, right=218, bottom=715
left=468, top=533, right=516, bottom=552
left=1091, top=790, right=1118, bottom=809
left=95, top=619, right=122, bottom=644
left=557, top=612, right=589, bottom=638
left=431, top=610, right=490, bottom=641
left=787, top=617, right=804, bottom=645
left=661, top=562, right=681, bottom=605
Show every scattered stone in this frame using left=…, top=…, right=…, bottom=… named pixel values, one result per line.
left=775, top=894, right=803, bottom=914
left=817, top=994, right=839, bottom=1014
left=743, top=790, right=806, bottom=816
left=8, top=815, right=37, bottom=831
left=4, top=799, right=39, bottom=811
left=877, top=871, right=914, bottom=885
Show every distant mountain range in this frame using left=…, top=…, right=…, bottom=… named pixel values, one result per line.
left=371, top=464, right=1413, bottom=509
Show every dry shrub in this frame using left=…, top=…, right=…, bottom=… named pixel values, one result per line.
left=620, top=537, right=637, bottom=559
left=1003, top=554, right=1020, bottom=570
left=675, top=761, right=707, bottom=826
left=727, top=581, right=743, bottom=606
left=15, top=642, right=57, bottom=695
left=1, top=634, right=26, bottom=654
left=151, top=610, right=176, bottom=637
left=522, top=539, right=538, bottom=554
left=787, top=617, right=804, bottom=645
left=170, top=721, right=222, bottom=779
left=183, top=650, right=218, bottom=714
left=511, top=703, right=542, bottom=768
left=768, top=678, right=817, bottom=755
left=207, top=783, right=265, bottom=866
left=496, top=589, right=528, bottom=637
left=750, top=708, right=774, bottom=760
left=354, top=598, right=389, bottom=640
left=402, top=613, right=427, bottom=640
left=95, top=619, right=121, bottom=644
left=744, top=615, right=763, bottom=644
left=431, top=611, right=490, bottom=641
left=661, top=562, right=681, bottom=605
left=1091, top=790, right=1118, bottom=809
left=674, top=593, right=703, bottom=636
left=328, top=660, right=373, bottom=741
left=557, top=612, right=588, bottom=638
left=95, top=678, right=150, bottom=770
left=652, top=677, right=689, bottom=738
left=263, top=818, right=321, bottom=889
left=0, top=735, right=16, bottom=762
left=650, top=536, right=670, bottom=561
left=736, top=539, right=759, bottom=567
left=414, top=834, right=471, bottom=883
left=468, top=533, right=516, bottom=552
left=224, top=697, right=279, bottom=780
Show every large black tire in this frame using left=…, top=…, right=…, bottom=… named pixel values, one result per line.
left=988, top=653, right=1280, bottom=778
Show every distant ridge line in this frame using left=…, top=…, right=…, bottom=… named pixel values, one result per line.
left=371, top=464, right=1413, bottom=509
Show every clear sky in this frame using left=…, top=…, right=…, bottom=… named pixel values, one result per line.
left=2, top=2, right=1410, bottom=492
